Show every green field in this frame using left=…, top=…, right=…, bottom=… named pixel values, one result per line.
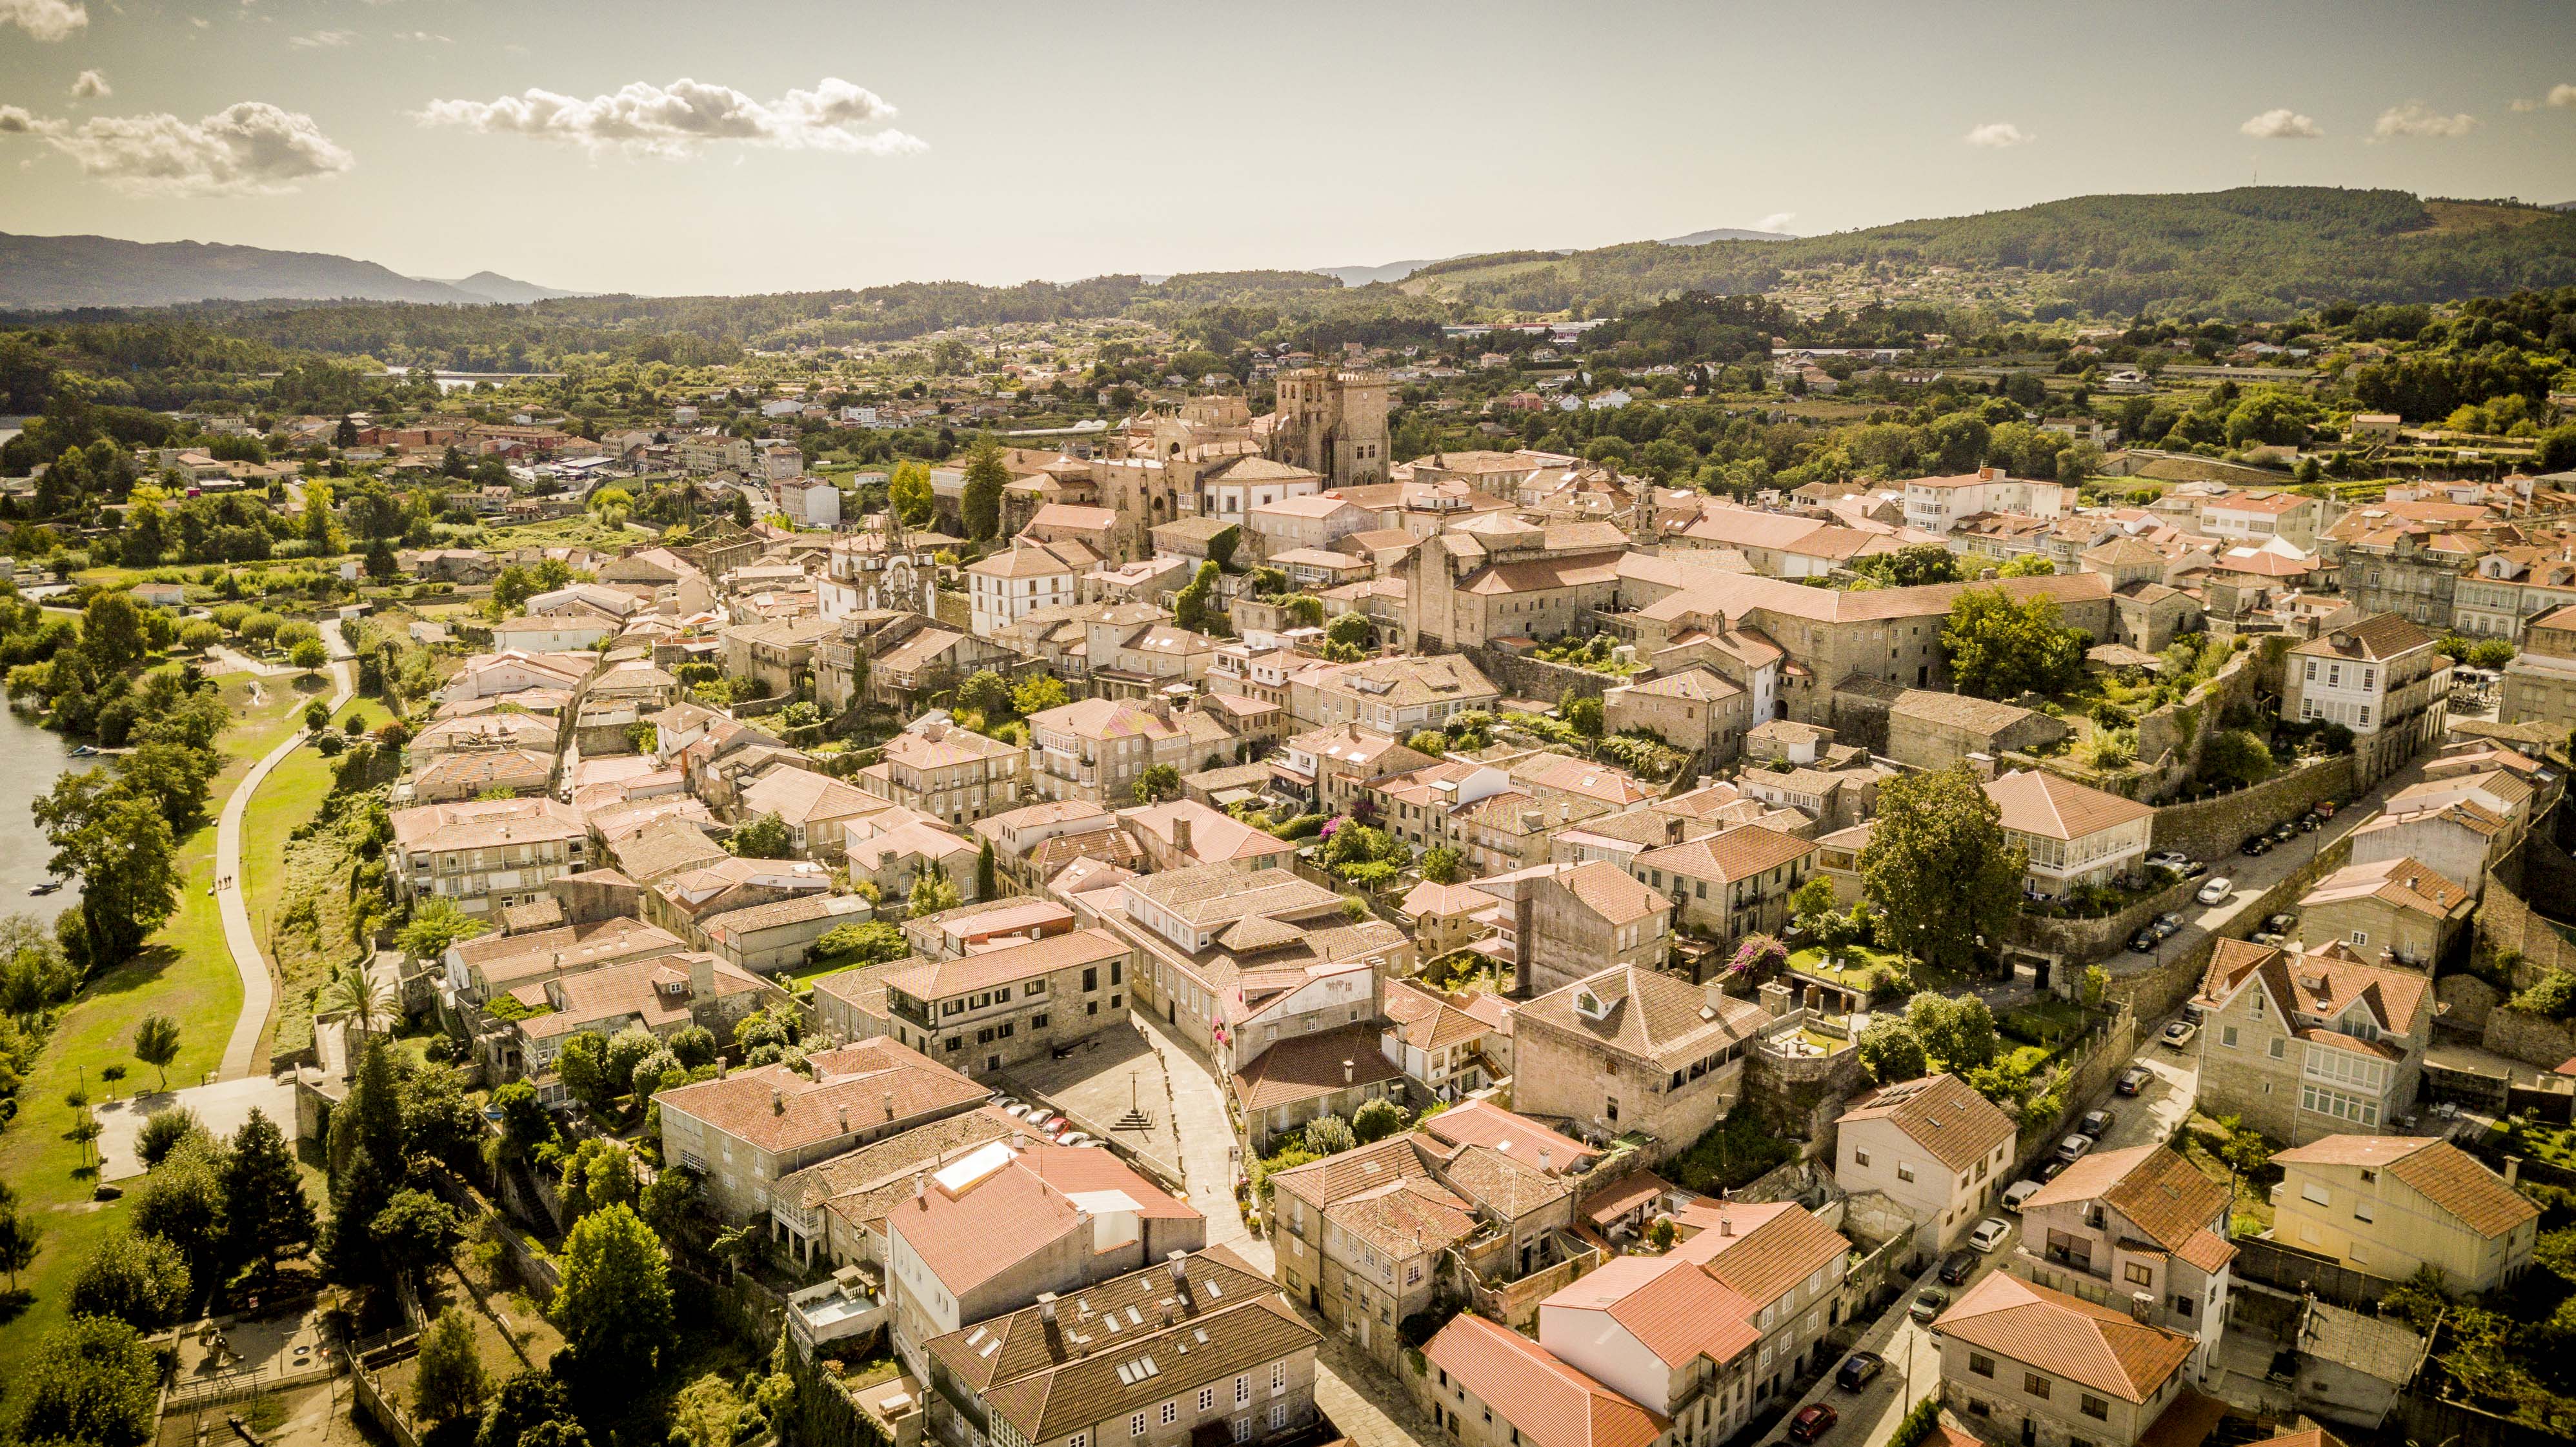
left=0, top=678, right=309, bottom=1377
left=242, top=693, right=395, bottom=1062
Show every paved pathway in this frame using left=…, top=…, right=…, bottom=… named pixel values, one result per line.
left=214, top=660, right=353, bottom=1082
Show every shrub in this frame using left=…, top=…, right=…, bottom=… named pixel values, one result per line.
left=136, top=1108, right=205, bottom=1168
left=1303, top=1114, right=1356, bottom=1156
left=2511, top=970, right=2576, bottom=1021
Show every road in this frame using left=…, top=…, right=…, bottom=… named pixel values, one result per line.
left=214, top=659, right=353, bottom=1082
left=1769, top=1220, right=2015, bottom=1447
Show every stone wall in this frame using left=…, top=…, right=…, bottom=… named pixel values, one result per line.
left=1743, top=1040, right=1869, bottom=1145
left=2146, top=754, right=2354, bottom=863
left=2435, top=974, right=2503, bottom=1037
left=2104, top=835, right=2353, bottom=1020
left=1473, top=643, right=1616, bottom=707
left=2482, top=1004, right=2576, bottom=1069
left=2005, top=873, right=2200, bottom=965
left=2475, top=832, right=2576, bottom=994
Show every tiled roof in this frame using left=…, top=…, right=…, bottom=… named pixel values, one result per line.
left=452, top=916, right=690, bottom=990
left=2196, top=940, right=2431, bottom=1037
left=1544, top=1253, right=1760, bottom=1368
left=1384, top=980, right=1502, bottom=1055
left=2277, top=1135, right=2537, bottom=1239
left=1122, top=862, right=1343, bottom=929
left=1422, top=1313, right=1666, bottom=1447
left=2298, top=856, right=2471, bottom=919
left=1984, top=769, right=2153, bottom=842
left=882, top=929, right=1132, bottom=1001
left=2020, top=1146, right=2225, bottom=1253
left=1836, top=1073, right=2015, bottom=1173
left=1636, top=824, right=1817, bottom=886
left=1667, top=1199, right=1851, bottom=1308
left=1889, top=689, right=2045, bottom=734
left=2291, top=612, right=2437, bottom=662
left=655, top=1038, right=986, bottom=1156
left=1931, top=1270, right=2195, bottom=1403
left=1418, top=1100, right=1600, bottom=1169
left=1556, top=860, right=1668, bottom=926
left=1517, top=965, right=1773, bottom=1066
left=1229, top=1022, right=1403, bottom=1113
left=1325, top=1174, right=1478, bottom=1258
left=1266, top=1133, right=1430, bottom=1209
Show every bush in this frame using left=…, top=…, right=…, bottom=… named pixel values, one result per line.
left=135, top=1108, right=205, bottom=1168
left=1670, top=1111, right=1793, bottom=1193
left=2511, top=970, right=2576, bottom=1021
left=1352, top=1098, right=1407, bottom=1144
left=1303, top=1114, right=1356, bottom=1156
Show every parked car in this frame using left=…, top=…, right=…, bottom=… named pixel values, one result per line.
left=2251, top=931, right=2285, bottom=947
left=2315, top=800, right=2339, bottom=819
left=2040, top=1160, right=2069, bottom=1182
left=1835, top=1352, right=1884, bottom=1391
left=1939, top=1249, right=1978, bottom=1285
left=2117, top=1066, right=2152, bottom=1096
left=1909, top=1288, right=1949, bottom=1324
left=2266, top=913, right=2297, bottom=935
left=2162, top=1019, right=2200, bottom=1049
left=2001, top=1179, right=2044, bottom=1213
left=2079, top=1108, right=2116, bottom=1137
left=2055, top=1133, right=2095, bottom=1165
left=1056, top=1133, right=1093, bottom=1148
left=2155, top=913, right=2184, bottom=938
left=1787, top=1403, right=1839, bottom=1444
left=2183, top=860, right=2210, bottom=878
left=2240, top=833, right=2272, bottom=856
left=2146, top=850, right=2191, bottom=872
left=2197, top=877, right=2233, bottom=906
left=1969, top=1217, right=2012, bottom=1252
left=2297, top=813, right=2321, bottom=833
left=2271, top=821, right=2298, bottom=843
left=1003, top=1102, right=1036, bottom=1119
left=2128, top=929, right=2159, bottom=953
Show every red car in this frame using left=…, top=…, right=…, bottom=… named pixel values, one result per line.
left=1787, top=1403, right=1838, bottom=1443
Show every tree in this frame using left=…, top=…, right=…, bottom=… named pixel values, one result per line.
left=316, top=958, right=396, bottom=1051
left=557, top=1031, right=618, bottom=1115
left=1853, top=542, right=1966, bottom=588
left=68, top=1228, right=192, bottom=1330
left=1563, top=693, right=1604, bottom=741
left=37, top=769, right=181, bottom=966
left=132, top=1130, right=228, bottom=1278
left=366, top=534, right=400, bottom=580
left=132, top=1013, right=181, bottom=1090
left=552, top=1204, right=676, bottom=1387
left=398, top=895, right=490, bottom=962
left=2217, top=1114, right=2273, bottom=1196
left=1995, top=552, right=2058, bottom=578
left=729, top=811, right=794, bottom=860
left=370, top=1188, right=460, bottom=1281
left=1787, top=876, right=1839, bottom=927
left=414, top=1308, right=493, bottom=1426
left=961, top=439, right=1007, bottom=541
left=1942, top=587, right=2089, bottom=700
left=1324, top=612, right=1373, bottom=651
left=1855, top=1018, right=1929, bottom=1083
left=1131, top=764, right=1182, bottom=805
left=1904, top=991, right=2002, bottom=1071
left=2197, top=729, right=2275, bottom=790
left=976, top=838, right=998, bottom=900
left=477, top=1368, right=577, bottom=1447
left=889, top=460, right=936, bottom=527
left=560, top=1138, right=641, bottom=1222
left=908, top=864, right=961, bottom=916
left=223, top=1108, right=316, bottom=1275
left=17, top=1315, right=162, bottom=1447
left=1172, top=561, right=1222, bottom=634
left=1351, top=1098, right=1407, bottom=1144
left=1859, top=766, right=2023, bottom=974
left=135, top=1108, right=203, bottom=1168
left=1011, top=672, right=1069, bottom=716
left=1726, top=933, right=1788, bottom=984
left=958, top=669, right=1014, bottom=719
left=1419, top=845, right=1465, bottom=885
left=1302, top=1114, right=1356, bottom=1155
left=82, top=591, right=150, bottom=676
left=178, top=619, right=223, bottom=652
left=291, top=638, right=329, bottom=673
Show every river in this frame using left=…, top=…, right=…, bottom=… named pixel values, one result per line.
left=0, top=705, right=84, bottom=924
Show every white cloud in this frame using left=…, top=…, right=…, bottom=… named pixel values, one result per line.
left=418, top=76, right=925, bottom=157
left=2510, top=83, right=2576, bottom=113
left=390, top=30, right=448, bottom=42
left=0, top=99, right=355, bottom=196
left=70, top=68, right=109, bottom=99
left=2373, top=100, right=2479, bottom=139
left=1, top=0, right=86, bottom=41
left=289, top=28, right=356, bottom=48
left=1964, top=121, right=2032, bottom=148
left=1755, top=211, right=1796, bottom=233
left=2240, top=108, right=2322, bottom=140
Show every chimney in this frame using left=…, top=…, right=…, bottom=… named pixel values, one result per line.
left=1038, top=1292, right=1058, bottom=1324
left=925, top=722, right=945, bottom=742
left=1697, top=774, right=1714, bottom=793
left=837, top=1105, right=849, bottom=1133
left=1666, top=816, right=1685, bottom=844
left=1172, top=814, right=1193, bottom=858
left=914, top=1172, right=927, bottom=1206
left=2506, top=1157, right=2522, bottom=1187
left=883, top=1089, right=896, bottom=1119
left=1718, top=1214, right=1734, bottom=1239
left=772, top=1088, right=785, bottom=1115
left=1539, top=1147, right=1554, bottom=1175
left=690, top=953, right=715, bottom=999
left=1169, top=1251, right=1189, bottom=1285
left=1342, top=1058, right=1355, bottom=1085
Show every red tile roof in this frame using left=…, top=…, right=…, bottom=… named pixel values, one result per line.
left=1423, top=1313, right=1667, bottom=1447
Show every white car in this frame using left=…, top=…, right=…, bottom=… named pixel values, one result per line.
left=2162, top=1019, right=2200, bottom=1049
left=1968, top=1218, right=2011, bottom=1253
left=2054, top=1134, right=2095, bottom=1165
left=2196, top=877, right=2233, bottom=906
left=2000, top=1180, right=2043, bottom=1214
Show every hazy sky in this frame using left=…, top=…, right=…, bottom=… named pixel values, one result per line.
left=3, top=0, right=2573, bottom=297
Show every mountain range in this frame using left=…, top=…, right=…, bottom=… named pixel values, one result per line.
left=1315, top=226, right=1796, bottom=287
left=0, top=232, right=582, bottom=312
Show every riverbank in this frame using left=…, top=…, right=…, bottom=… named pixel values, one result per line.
left=0, top=704, right=87, bottom=923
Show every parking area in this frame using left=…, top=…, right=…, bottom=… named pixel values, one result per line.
left=992, top=1018, right=1187, bottom=1186
left=1769, top=1216, right=2021, bottom=1447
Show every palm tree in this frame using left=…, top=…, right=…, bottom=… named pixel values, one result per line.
left=316, top=959, right=396, bottom=1056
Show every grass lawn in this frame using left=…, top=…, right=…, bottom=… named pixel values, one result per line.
left=243, top=695, right=397, bottom=1062
left=1999, top=997, right=2093, bottom=1049
left=1787, top=943, right=1907, bottom=995
left=0, top=678, right=308, bottom=1378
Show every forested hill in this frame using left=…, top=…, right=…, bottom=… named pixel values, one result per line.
left=1402, top=188, right=2576, bottom=319
left=0, top=232, right=496, bottom=310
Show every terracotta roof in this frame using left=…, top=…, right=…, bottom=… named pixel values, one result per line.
left=2021, top=1145, right=2226, bottom=1253
left=1384, top=980, right=1498, bottom=1055
left=1578, top=1169, right=1673, bottom=1226
left=1556, top=859, right=1669, bottom=926
left=2298, top=856, right=2471, bottom=919
left=2292, top=612, right=2437, bottom=661
left=1422, top=1313, right=1666, bottom=1447
left=1542, top=1253, right=1759, bottom=1368
left=1518, top=966, right=1774, bottom=1066
left=655, top=1038, right=987, bottom=1155
left=1636, top=824, right=1818, bottom=887
left=1889, top=689, right=2046, bottom=734
left=1265, top=1133, right=1430, bottom=1209
left=1836, top=1073, right=2015, bottom=1173
left=1419, top=1100, right=1600, bottom=1170
left=2196, top=940, right=2431, bottom=1037
left=882, top=929, right=1132, bottom=1002
left=1229, top=1022, right=1404, bottom=1113
left=1931, top=1270, right=2195, bottom=1403
left=1667, top=1200, right=1851, bottom=1308
left=2276, top=1135, right=2537, bottom=1239
left=1984, top=769, right=2153, bottom=841
left=2173, top=1228, right=2237, bottom=1275
left=1619, top=668, right=1741, bottom=703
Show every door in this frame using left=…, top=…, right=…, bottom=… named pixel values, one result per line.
left=2019, top=1419, right=2035, bottom=1446
left=1357, top=1317, right=1371, bottom=1351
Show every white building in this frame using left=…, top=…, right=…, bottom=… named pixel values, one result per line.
left=1902, top=467, right=2069, bottom=534
left=1833, top=1073, right=2018, bottom=1251
left=967, top=539, right=1096, bottom=638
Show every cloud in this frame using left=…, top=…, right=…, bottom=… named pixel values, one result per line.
left=1, top=0, right=86, bottom=41
left=71, top=68, right=109, bottom=99
left=1964, top=121, right=2032, bottom=148
left=418, top=76, right=924, bottom=157
left=2373, top=100, right=2479, bottom=139
left=390, top=29, right=448, bottom=42
left=2240, top=108, right=2322, bottom=140
left=2510, top=83, right=2576, bottom=113
left=288, top=28, right=356, bottom=47
left=0, top=99, right=355, bottom=196
left=1755, top=211, right=1796, bottom=232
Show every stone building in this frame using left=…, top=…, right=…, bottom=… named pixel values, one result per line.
left=1931, top=1272, right=2204, bottom=1447
left=876, top=928, right=1139, bottom=1078
left=1602, top=668, right=1751, bottom=764
left=854, top=721, right=1027, bottom=829
left=2295, top=856, right=2472, bottom=971
left=1885, top=690, right=2069, bottom=772
left=1630, top=825, right=1818, bottom=946
left=1268, top=368, right=1390, bottom=487
left=2500, top=600, right=2576, bottom=729
left=2010, top=1144, right=2233, bottom=1367
left=2191, top=939, right=2434, bottom=1141
left=2283, top=613, right=2449, bottom=789
left=1511, top=965, right=1782, bottom=1155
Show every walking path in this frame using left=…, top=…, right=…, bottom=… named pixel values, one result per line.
left=214, top=660, right=353, bottom=1081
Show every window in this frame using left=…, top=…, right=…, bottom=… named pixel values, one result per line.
left=1033, top=1013, right=1049, bottom=1029
left=1269, top=1405, right=1287, bottom=1431
left=1160, top=1404, right=1178, bottom=1428
left=2350, top=930, right=2369, bottom=948
left=1200, top=1390, right=1215, bottom=1413
left=2173, top=1295, right=2194, bottom=1319
left=2354, top=1201, right=2375, bottom=1224
left=1072, top=1437, right=1087, bottom=1447
left=1273, top=1363, right=1286, bottom=1394
left=1236, top=1375, right=1251, bottom=1407
left=1897, top=1163, right=1915, bottom=1183
left=1230, top=1421, right=1251, bottom=1444
left=1969, top=1353, right=1995, bottom=1379
left=1131, top=1415, right=1147, bottom=1438
left=2269, top=1037, right=2285, bottom=1060
left=1854, top=1148, right=1871, bottom=1168
left=2222, top=1026, right=2238, bottom=1048
left=2080, top=1395, right=2109, bottom=1421
left=2024, top=1373, right=2049, bottom=1401
left=2302, top=1183, right=2331, bottom=1206
left=2126, top=1262, right=2153, bottom=1286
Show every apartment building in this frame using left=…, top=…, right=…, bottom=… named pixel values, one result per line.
left=925, top=1248, right=1320, bottom=1447
left=1834, top=1073, right=2018, bottom=1252
left=654, top=1037, right=991, bottom=1222
left=1665, top=1199, right=1856, bottom=1403
left=857, top=721, right=1028, bottom=829
left=2269, top=1135, right=2539, bottom=1291
left=1027, top=696, right=1196, bottom=805
left=973, top=799, right=1125, bottom=891
left=1265, top=1135, right=1476, bottom=1364
left=1286, top=652, right=1501, bottom=733
left=1420, top=1312, right=1667, bottom=1447
left=2295, top=856, right=2473, bottom=971
left=1112, top=863, right=1404, bottom=1068
left=878, top=929, right=1138, bottom=1078
left=391, top=796, right=590, bottom=916
left=2193, top=939, right=2434, bottom=1142
left=1902, top=467, right=2068, bottom=534
left=1931, top=1271, right=2203, bottom=1447
left=1984, top=769, right=2153, bottom=901
left=1631, top=824, right=1818, bottom=943
left=2501, top=600, right=2576, bottom=729
left=440, top=915, right=690, bottom=1010
left=736, top=764, right=892, bottom=861
left=1529, top=1256, right=1759, bottom=1446
left=2012, top=1145, right=2233, bottom=1366
left=2283, top=614, right=2449, bottom=787
left=1513, top=861, right=1671, bottom=997
left=967, top=538, right=1099, bottom=637
left=1511, top=966, right=1780, bottom=1153
left=2197, top=490, right=2323, bottom=551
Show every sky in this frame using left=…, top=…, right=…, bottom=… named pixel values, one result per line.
left=1, top=0, right=2573, bottom=298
